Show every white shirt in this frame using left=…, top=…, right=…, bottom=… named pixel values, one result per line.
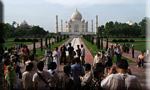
left=81, top=47, right=85, bottom=57
left=101, top=73, right=142, bottom=90
left=32, top=70, right=51, bottom=90
left=22, top=71, right=33, bottom=89
left=53, top=50, right=61, bottom=64
left=93, top=55, right=101, bottom=66
left=81, top=71, right=92, bottom=86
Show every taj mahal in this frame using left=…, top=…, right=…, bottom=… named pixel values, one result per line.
left=56, top=9, right=96, bottom=35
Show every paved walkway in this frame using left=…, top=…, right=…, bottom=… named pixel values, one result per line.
left=70, top=38, right=94, bottom=64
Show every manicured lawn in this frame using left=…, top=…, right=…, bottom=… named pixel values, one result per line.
left=133, top=41, right=146, bottom=51
left=107, top=38, right=146, bottom=51
left=82, top=38, right=101, bottom=56
left=111, top=41, right=146, bottom=52
left=4, top=38, right=33, bottom=48
left=108, top=38, right=146, bottom=41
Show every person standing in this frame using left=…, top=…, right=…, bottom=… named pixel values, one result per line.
left=76, top=45, right=81, bottom=58
left=100, top=51, right=107, bottom=66
left=60, top=65, right=74, bottom=90
left=22, top=62, right=34, bottom=90
left=53, top=47, right=61, bottom=71
left=91, top=63, right=105, bottom=90
left=80, top=44, right=85, bottom=65
left=93, top=52, right=101, bottom=67
left=5, top=65, right=16, bottom=90
left=80, top=63, right=92, bottom=90
left=22, top=45, right=30, bottom=64
left=107, top=44, right=114, bottom=60
left=131, top=44, right=134, bottom=58
left=44, top=48, right=53, bottom=68
left=48, top=62, right=60, bottom=90
left=137, top=51, right=145, bottom=68
left=32, top=61, right=51, bottom=90
left=105, top=46, right=114, bottom=68
left=67, top=43, right=74, bottom=63
left=60, top=45, right=67, bottom=64
left=71, top=57, right=85, bottom=90
left=114, top=45, right=122, bottom=62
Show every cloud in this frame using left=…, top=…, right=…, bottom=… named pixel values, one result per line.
left=4, top=0, right=43, bottom=5
left=147, top=0, right=150, bottom=17
left=45, top=0, right=145, bottom=7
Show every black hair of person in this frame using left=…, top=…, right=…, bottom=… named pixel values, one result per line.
left=26, top=62, right=33, bottom=71
left=116, top=59, right=129, bottom=70
left=37, top=61, right=44, bottom=71
left=84, top=63, right=91, bottom=71
left=63, top=65, right=71, bottom=76
left=48, top=62, right=57, bottom=70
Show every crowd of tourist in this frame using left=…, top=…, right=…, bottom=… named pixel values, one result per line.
left=1, top=42, right=146, bottom=90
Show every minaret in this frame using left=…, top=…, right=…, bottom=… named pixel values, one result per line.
left=86, top=21, right=88, bottom=32
left=68, top=23, right=71, bottom=32
left=91, top=20, right=93, bottom=32
left=61, top=19, right=63, bottom=32
left=56, top=15, right=58, bottom=33
left=0, top=0, right=3, bottom=23
left=96, top=15, right=98, bottom=34
left=65, top=21, right=68, bottom=32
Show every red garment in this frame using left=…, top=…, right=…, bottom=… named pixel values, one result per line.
left=4, top=64, right=7, bottom=76
left=22, top=48, right=29, bottom=55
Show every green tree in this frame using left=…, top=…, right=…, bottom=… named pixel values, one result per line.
left=139, top=17, right=147, bottom=37
left=3, top=23, right=13, bottom=38
left=31, top=26, right=48, bottom=37
left=105, top=21, right=114, bottom=37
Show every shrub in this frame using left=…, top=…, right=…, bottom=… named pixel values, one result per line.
left=33, top=39, right=38, bottom=42
left=130, top=39, right=135, bottom=42
left=112, top=39, right=117, bottom=42
left=20, top=38, right=26, bottom=42
left=14, top=38, right=20, bottom=42
left=27, top=39, right=32, bottom=42
left=118, top=39, right=123, bottom=42
left=124, top=39, right=129, bottom=42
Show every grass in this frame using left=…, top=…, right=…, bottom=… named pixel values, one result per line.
left=82, top=38, right=101, bottom=56
left=133, top=42, right=146, bottom=51
left=108, top=38, right=146, bottom=41
left=106, top=38, right=146, bottom=51
left=110, top=42, right=146, bottom=52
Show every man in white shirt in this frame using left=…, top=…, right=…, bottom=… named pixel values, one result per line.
left=93, top=52, right=101, bottom=67
left=80, top=63, right=92, bottom=89
left=47, top=62, right=60, bottom=89
left=101, top=59, right=142, bottom=90
left=22, top=62, right=34, bottom=90
left=53, top=47, right=61, bottom=71
left=32, top=61, right=51, bottom=90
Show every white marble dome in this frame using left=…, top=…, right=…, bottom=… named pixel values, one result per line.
left=71, top=9, right=82, bottom=21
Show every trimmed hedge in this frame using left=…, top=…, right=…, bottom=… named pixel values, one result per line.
left=14, top=38, right=39, bottom=42
left=112, top=39, right=135, bottom=43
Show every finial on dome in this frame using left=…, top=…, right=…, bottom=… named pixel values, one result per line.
left=75, top=8, right=78, bottom=11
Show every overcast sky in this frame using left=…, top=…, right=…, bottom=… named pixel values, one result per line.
left=3, top=0, right=147, bottom=32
